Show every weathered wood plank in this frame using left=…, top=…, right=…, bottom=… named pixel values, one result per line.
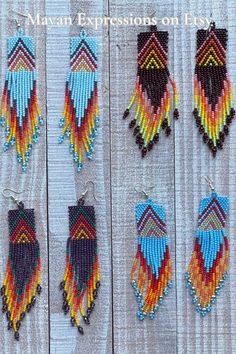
left=0, top=1, right=49, bottom=353
left=46, top=0, right=112, bottom=353
left=110, top=2, right=177, bottom=353
left=174, top=0, right=236, bottom=353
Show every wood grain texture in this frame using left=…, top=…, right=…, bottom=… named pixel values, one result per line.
left=46, top=0, right=112, bottom=353
left=0, top=0, right=49, bottom=353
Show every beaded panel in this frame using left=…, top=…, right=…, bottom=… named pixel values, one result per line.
left=193, top=26, right=235, bottom=156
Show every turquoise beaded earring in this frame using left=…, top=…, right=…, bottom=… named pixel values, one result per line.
left=58, top=29, right=100, bottom=172
left=0, top=13, right=44, bottom=171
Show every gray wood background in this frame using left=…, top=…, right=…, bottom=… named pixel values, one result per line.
left=0, top=0, right=236, bottom=353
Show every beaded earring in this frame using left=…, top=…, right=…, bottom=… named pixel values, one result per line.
left=123, top=25, right=179, bottom=157
left=59, top=182, right=100, bottom=335
left=185, top=177, right=229, bottom=317
left=1, top=188, right=42, bottom=340
left=0, top=21, right=44, bottom=172
left=193, top=21, right=235, bottom=156
left=58, top=29, right=100, bottom=172
left=131, top=190, right=172, bottom=320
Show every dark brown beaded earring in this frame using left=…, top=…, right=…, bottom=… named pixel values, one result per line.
left=0, top=188, right=41, bottom=341
left=123, top=25, right=179, bottom=157
left=193, top=21, right=235, bottom=157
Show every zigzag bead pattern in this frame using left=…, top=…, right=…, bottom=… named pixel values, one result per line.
left=123, top=26, right=179, bottom=158
left=0, top=28, right=44, bottom=172
left=1, top=207, right=41, bottom=340
left=58, top=29, right=100, bottom=172
left=193, top=24, right=235, bottom=156
left=185, top=192, right=229, bottom=317
left=131, top=198, right=172, bottom=320
left=60, top=202, right=100, bottom=334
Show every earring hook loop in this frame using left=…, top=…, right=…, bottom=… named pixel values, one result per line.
left=2, top=187, right=27, bottom=207
left=203, top=176, right=215, bottom=191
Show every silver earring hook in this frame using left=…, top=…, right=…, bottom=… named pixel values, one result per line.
left=203, top=176, right=215, bottom=191
left=79, top=181, right=97, bottom=202
left=2, top=187, right=27, bottom=207
left=134, top=186, right=154, bottom=199
left=10, top=10, right=28, bottom=30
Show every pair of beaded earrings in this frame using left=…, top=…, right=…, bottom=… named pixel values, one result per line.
left=131, top=177, right=229, bottom=320
left=0, top=22, right=99, bottom=172
left=123, top=22, right=235, bottom=156
left=0, top=182, right=100, bottom=340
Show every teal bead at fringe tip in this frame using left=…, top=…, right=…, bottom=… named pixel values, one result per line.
left=3, top=142, right=9, bottom=151
left=201, top=309, right=207, bottom=317
left=28, top=143, right=32, bottom=151
left=69, top=144, right=74, bottom=153
left=95, top=117, right=100, bottom=125
left=17, top=153, right=22, bottom=162
left=219, top=280, right=224, bottom=289
left=87, top=152, right=93, bottom=160
left=149, top=311, right=155, bottom=320
left=73, top=153, right=79, bottom=162
left=65, top=129, right=70, bottom=137
left=33, top=134, right=39, bottom=143
left=190, top=287, right=196, bottom=295
left=215, top=288, right=220, bottom=296
left=59, top=117, right=65, bottom=127
left=210, top=295, right=216, bottom=304
left=206, top=304, right=212, bottom=312
left=77, top=163, right=83, bottom=172
left=184, top=272, right=190, bottom=280
left=163, top=287, right=168, bottom=296
left=58, top=135, right=64, bottom=144
left=185, top=280, right=192, bottom=288
left=167, top=280, right=173, bottom=289
left=0, top=116, right=5, bottom=126
left=223, top=272, right=228, bottom=280
left=10, top=137, right=15, bottom=145
left=22, top=162, right=27, bottom=172
left=131, top=280, right=136, bottom=288
left=158, top=296, right=163, bottom=305
left=38, top=116, right=44, bottom=125
left=192, top=296, right=198, bottom=304
left=35, top=125, right=40, bottom=134
left=135, top=290, right=139, bottom=297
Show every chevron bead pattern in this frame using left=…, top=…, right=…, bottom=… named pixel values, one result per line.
left=0, top=29, right=44, bottom=171
left=60, top=204, right=100, bottom=334
left=123, top=26, right=179, bottom=158
left=1, top=208, right=41, bottom=340
left=185, top=192, right=229, bottom=317
left=193, top=27, right=235, bottom=156
left=59, top=29, right=100, bottom=172
left=131, top=198, right=172, bottom=320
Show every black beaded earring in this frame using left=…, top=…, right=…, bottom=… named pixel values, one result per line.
left=59, top=181, right=100, bottom=335
left=193, top=21, right=235, bottom=156
left=1, top=188, right=41, bottom=341
left=123, top=25, right=179, bottom=157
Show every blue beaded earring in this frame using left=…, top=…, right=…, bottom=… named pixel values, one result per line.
left=58, top=29, right=100, bottom=172
left=0, top=13, right=44, bottom=172
left=131, top=189, right=173, bottom=320
left=185, top=177, right=229, bottom=317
